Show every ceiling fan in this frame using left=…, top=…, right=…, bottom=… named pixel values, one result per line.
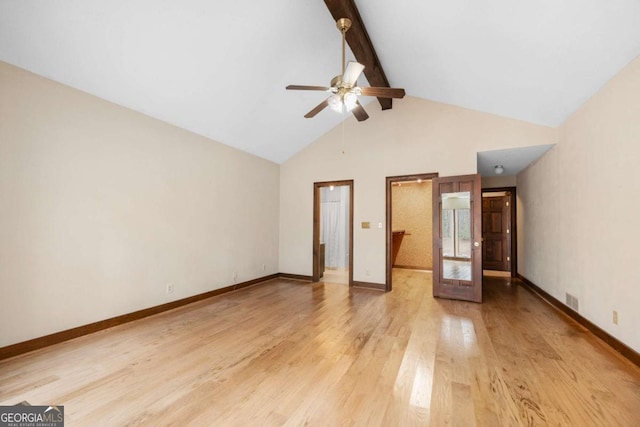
left=286, top=18, right=406, bottom=122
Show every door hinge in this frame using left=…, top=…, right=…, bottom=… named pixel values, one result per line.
left=507, top=256, right=511, bottom=261
left=506, top=201, right=509, bottom=206
left=506, top=229, right=510, bottom=234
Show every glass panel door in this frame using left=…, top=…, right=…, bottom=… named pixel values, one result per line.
left=441, top=192, right=471, bottom=281
left=432, top=174, right=482, bottom=302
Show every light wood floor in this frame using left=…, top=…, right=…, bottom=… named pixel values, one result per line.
left=1, top=270, right=639, bottom=426
left=321, top=267, right=349, bottom=285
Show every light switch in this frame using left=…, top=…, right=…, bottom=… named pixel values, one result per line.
left=378, top=222, right=383, bottom=229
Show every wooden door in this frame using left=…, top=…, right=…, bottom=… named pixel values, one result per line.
left=482, top=195, right=511, bottom=271
left=432, top=174, right=482, bottom=302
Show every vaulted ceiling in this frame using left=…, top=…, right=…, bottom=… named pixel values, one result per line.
left=1, top=1, right=639, bottom=164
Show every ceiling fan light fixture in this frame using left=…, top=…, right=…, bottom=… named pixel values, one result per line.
left=285, top=17, right=404, bottom=122
left=343, top=92, right=358, bottom=111
left=494, top=165, right=505, bottom=175
left=328, top=94, right=343, bottom=113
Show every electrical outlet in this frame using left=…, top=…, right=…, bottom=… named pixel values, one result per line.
left=233, top=272, right=238, bottom=282
left=613, top=310, right=618, bottom=325
left=166, top=283, right=174, bottom=294
left=262, top=264, right=266, bottom=271
left=365, top=270, right=370, bottom=277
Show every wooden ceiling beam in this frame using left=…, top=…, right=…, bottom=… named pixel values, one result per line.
left=324, top=0, right=393, bottom=110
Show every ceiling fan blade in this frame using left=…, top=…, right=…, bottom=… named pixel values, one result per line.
left=360, top=87, right=406, bottom=99
left=286, top=85, right=331, bottom=91
left=351, top=101, right=369, bottom=122
left=342, top=61, right=365, bottom=86
left=304, top=98, right=330, bottom=118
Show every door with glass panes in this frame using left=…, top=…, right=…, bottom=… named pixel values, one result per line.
left=432, top=174, right=482, bottom=302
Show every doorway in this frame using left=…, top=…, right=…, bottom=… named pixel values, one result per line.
left=385, top=173, right=438, bottom=291
left=482, top=187, right=517, bottom=277
left=313, top=180, right=353, bottom=285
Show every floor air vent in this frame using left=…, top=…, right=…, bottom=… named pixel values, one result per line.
left=566, top=293, right=579, bottom=312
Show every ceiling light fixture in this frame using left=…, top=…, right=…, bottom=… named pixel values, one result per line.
left=286, top=17, right=405, bottom=121
left=343, top=92, right=358, bottom=111
left=494, top=165, right=505, bottom=175
left=328, top=94, right=342, bottom=113
left=327, top=91, right=359, bottom=114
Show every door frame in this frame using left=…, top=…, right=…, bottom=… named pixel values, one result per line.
left=313, top=180, right=354, bottom=285
left=385, top=172, right=438, bottom=291
left=481, top=186, right=517, bottom=277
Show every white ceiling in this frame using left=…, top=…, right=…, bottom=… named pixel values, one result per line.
left=1, top=1, right=639, bottom=164
left=477, top=144, right=554, bottom=177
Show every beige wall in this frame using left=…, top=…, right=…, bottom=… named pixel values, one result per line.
left=482, top=175, right=516, bottom=188
left=517, top=55, right=640, bottom=352
left=279, top=96, right=556, bottom=284
left=392, top=182, right=432, bottom=269
left=0, top=62, right=280, bottom=347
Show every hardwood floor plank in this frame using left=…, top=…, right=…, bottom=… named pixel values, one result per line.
left=1, top=272, right=639, bottom=426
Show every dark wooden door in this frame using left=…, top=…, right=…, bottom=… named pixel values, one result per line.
left=482, top=195, right=511, bottom=271
left=432, top=174, right=482, bottom=303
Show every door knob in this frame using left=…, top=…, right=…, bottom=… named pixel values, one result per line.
left=474, top=241, right=480, bottom=247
